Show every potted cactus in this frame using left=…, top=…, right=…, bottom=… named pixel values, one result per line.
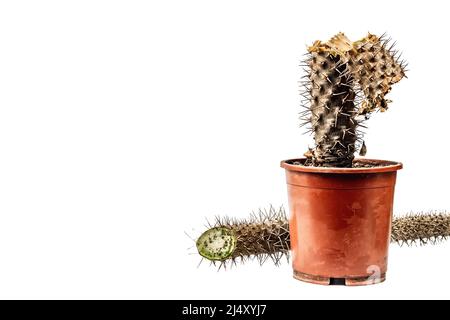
left=280, top=32, right=407, bottom=285
left=194, top=32, right=410, bottom=286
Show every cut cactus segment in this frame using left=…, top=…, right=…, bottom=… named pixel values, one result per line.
left=196, top=227, right=237, bottom=261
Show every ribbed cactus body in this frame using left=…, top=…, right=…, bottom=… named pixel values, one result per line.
left=392, top=213, right=450, bottom=245
left=351, top=34, right=406, bottom=115
left=303, top=33, right=359, bottom=167
left=308, top=50, right=357, bottom=167
left=301, top=32, right=406, bottom=167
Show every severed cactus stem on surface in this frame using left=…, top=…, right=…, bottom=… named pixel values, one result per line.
left=196, top=207, right=450, bottom=267
left=300, top=32, right=407, bottom=167
left=197, top=206, right=290, bottom=266
left=392, top=213, right=450, bottom=245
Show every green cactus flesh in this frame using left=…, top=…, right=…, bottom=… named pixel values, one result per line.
left=196, top=227, right=237, bottom=261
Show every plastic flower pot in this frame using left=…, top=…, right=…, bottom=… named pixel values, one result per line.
left=280, top=158, right=402, bottom=286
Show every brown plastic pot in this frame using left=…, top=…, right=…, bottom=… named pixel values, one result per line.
left=280, top=158, right=402, bottom=286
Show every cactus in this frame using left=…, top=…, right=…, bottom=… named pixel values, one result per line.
left=197, top=206, right=290, bottom=267
left=392, top=212, right=450, bottom=245
left=196, top=208, right=450, bottom=267
left=301, top=33, right=357, bottom=167
left=351, top=33, right=407, bottom=115
left=300, top=33, right=406, bottom=167
left=196, top=227, right=237, bottom=261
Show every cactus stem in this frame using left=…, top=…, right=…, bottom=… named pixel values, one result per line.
left=196, top=208, right=450, bottom=268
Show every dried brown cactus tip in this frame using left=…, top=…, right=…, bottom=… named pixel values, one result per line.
left=308, top=32, right=353, bottom=57
left=350, top=33, right=407, bottom=115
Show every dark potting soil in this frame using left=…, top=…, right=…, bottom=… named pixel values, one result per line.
left=289, top=159, right=387, bottom=168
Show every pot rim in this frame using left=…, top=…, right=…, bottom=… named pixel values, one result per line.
left=280, top=158, right=402, bottom=174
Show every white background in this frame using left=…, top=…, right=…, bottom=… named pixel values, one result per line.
left=0, top=0, right=449, bottom=300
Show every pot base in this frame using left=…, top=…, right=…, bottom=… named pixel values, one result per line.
left=293, top=270, right=386, bottom=286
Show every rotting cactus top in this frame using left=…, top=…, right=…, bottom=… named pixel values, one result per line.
left=300, top=33, right=407, bottom=167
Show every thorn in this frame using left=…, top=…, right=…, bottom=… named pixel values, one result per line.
left=388, top=41, right=397, bottom=52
